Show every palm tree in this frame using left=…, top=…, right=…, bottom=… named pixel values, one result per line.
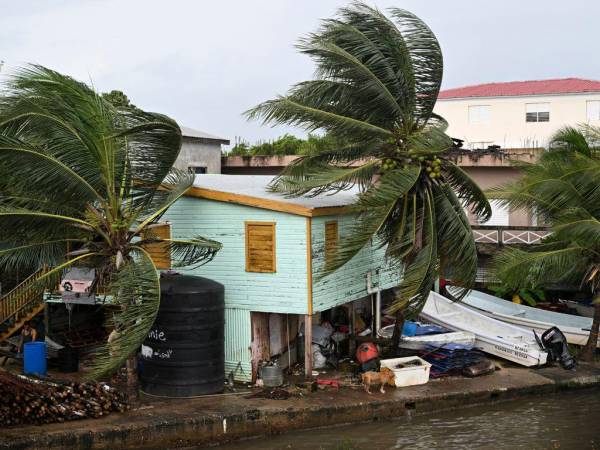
left=246, top=3, right=490, bottom=318
left=0, top=66, right=221, bottom=391
left=492, top=124, right=600, bottom=360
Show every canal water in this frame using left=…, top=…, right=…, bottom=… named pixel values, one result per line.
left=215, top=389, right=599, bottom=449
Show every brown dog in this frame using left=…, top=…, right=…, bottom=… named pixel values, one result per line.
left=361, top=367, right=395, bottom=394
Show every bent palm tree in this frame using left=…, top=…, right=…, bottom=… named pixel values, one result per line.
left=246, top=3, right=490, bottom=315
left=0, top=66, right=221, bottom=382
left=492, top=124, right=600, bottom=360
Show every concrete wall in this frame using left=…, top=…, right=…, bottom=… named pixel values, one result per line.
left=462, top=166, right=532, bottom=226
left=435, top=92, right=600, bottom=149
left=173, top=138, right=222, bottom=173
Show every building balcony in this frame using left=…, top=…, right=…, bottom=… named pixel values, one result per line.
left=472, top=225, right=551, bottom=245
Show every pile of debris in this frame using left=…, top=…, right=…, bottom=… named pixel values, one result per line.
left=420, top=343, right=488, bottom=378
left=0, top=370, right=127, bottom=426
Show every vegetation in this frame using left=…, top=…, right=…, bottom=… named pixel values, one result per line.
left=246, top=3, right=490, bottom=316
left=491, top=124, right=600, bottom=360
left=101, top=90, right=139, bottom=111
left=0, top=66, right=221, bottom=390
left=488, top=283, right=546, bottom=307
left=227, top=133, right=343, bottom=157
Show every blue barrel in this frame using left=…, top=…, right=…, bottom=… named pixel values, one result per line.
left=24, top=342, right=47, bottom=376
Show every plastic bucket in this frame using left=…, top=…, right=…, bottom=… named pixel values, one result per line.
left=24, top=342, right=47, bottom=376
left=260, top=365, right=283, bottom=387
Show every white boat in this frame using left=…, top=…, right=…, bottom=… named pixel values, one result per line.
left=447, top=286, right=595, bottom=347
left=558, top=299, right=594, bottom=318
left=420, top=291, right=548, bottom=367
left=379, top=324, right=475, bottom=350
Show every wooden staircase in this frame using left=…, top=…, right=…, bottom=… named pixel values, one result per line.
left=0, top=269, right=48, bottom=342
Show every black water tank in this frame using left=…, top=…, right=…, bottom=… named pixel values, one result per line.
left=140, top=274, right=225, bottom=397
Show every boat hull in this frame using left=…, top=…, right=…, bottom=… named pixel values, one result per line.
left=420, top=292, right=547, bottom=367
left=448, top=287, right=596, bottom=347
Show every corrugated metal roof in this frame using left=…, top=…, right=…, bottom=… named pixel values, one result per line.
left=438, top=78, right=600, bottom=100
left=181, top=126, right=230, bottom=144
left=192, top=175, right=359, bottom=208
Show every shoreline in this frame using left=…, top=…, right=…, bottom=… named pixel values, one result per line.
left=1, top=362, right=599, bottom=449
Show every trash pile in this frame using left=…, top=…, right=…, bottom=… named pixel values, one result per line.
left=0, top=370, right=127, bottom=426
left=419, top=343, right=488, bottom=378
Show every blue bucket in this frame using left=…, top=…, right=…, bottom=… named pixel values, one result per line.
left=402, top=321, right=418, bottom=337
left=24, top=341, right=47, bottom=376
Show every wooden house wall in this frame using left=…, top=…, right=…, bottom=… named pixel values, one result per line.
left=310, top=214, right=402, bottom=313
left=163, top=197, right=309, bottom=314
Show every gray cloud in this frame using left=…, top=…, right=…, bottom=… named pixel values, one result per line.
left=2, top=0, right=599, bottom=147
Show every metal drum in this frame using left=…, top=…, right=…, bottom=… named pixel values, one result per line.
left=140, top=273, right=225, bottom=397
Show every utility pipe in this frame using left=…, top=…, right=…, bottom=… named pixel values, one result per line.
left=366, top=271, right=383, bottom=337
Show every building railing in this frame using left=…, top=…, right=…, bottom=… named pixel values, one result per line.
left=472, top=225, right=551, bottom=245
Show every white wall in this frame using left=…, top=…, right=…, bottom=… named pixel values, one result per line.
left=435, top=93, right=600, bottom=149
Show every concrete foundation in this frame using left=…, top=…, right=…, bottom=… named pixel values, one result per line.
left=1, top=362, right=599, bottom=449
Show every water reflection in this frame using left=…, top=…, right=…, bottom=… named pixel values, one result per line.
left=214, top=389, right=599, bottom=449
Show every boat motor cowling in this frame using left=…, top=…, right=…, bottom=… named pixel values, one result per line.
left=535, top=327, right=575, bottom=370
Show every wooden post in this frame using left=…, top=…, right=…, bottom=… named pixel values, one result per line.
left=304, top=314, right=313, bottom=380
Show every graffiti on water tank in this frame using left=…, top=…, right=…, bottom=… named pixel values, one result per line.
left=148, top=329, right=167, bottom=342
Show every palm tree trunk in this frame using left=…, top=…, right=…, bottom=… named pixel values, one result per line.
left=126, top=355, right=139, bottom=403
left=391, top=308, right=405, bottom=352
left=579, top=294, right=600, bottom=361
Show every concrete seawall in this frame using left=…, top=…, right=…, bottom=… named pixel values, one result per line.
left=2, top=363, right=599, bottom=449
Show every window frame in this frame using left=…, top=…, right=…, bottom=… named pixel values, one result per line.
left=245, top=221, right=276, bottom=273
left=587, top=100, right=600, bottom=122
left=525, top=103, right=550, bottom=123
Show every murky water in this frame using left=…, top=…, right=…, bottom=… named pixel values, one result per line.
left=214, top=389, right=600, bottom=449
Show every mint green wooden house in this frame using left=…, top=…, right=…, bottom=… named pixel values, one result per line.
left=163, top=175, right=401, bottom=381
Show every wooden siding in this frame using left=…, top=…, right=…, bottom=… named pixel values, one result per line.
left=163, top=197, right=309, bottom=314
left=245, top=222, right=276, bottom=273
left=143, top=223, right=171, bottom=269
left=224, top=308, right=252, bottom=382
left=311, top=214, right=402, bottom=312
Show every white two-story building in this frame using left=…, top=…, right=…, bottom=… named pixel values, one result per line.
left=435, top=78, right=600, bottom=149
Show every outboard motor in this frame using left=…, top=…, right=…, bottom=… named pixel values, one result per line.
left=535, top=327, right=575, bottom=370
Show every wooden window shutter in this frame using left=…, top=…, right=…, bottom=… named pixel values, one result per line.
left=325, top=221, right=338, bottom=262
left=144, top=223, right=171, bottom=270
left=245, top=222, right=276, bottom=273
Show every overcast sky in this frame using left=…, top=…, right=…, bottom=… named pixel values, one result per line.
left=1, top=1, right=599, bottom=147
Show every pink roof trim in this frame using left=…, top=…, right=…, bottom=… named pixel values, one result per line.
left=438, top=78, right=600, bottom=100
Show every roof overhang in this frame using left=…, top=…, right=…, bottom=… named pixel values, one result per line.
left=185, top=186, right=350, bottom=217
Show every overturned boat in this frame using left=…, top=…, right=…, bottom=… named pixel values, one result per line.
left=420, top=291, right=548, bottom=367
left=447, top=286, right=596, bottom=347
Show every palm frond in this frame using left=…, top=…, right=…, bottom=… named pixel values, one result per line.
left=270, top=160, right=379, bottom=197
left=434, top=185, right=477, bottom=294
left=245, top=97, right=393, bottom=140
left=86, top=250, right=160, bottom=379
left=166, top=237, right=222, bottom=269
left=550, top=126, right=591, bottom=156
left=388, top=7, right=443, bottom=125
left=442, top=163, right=491, bottom=221
left=391, top=191, right=437, bottom=316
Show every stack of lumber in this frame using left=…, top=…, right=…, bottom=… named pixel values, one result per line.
left=0, top=370, right=127, bottom=426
